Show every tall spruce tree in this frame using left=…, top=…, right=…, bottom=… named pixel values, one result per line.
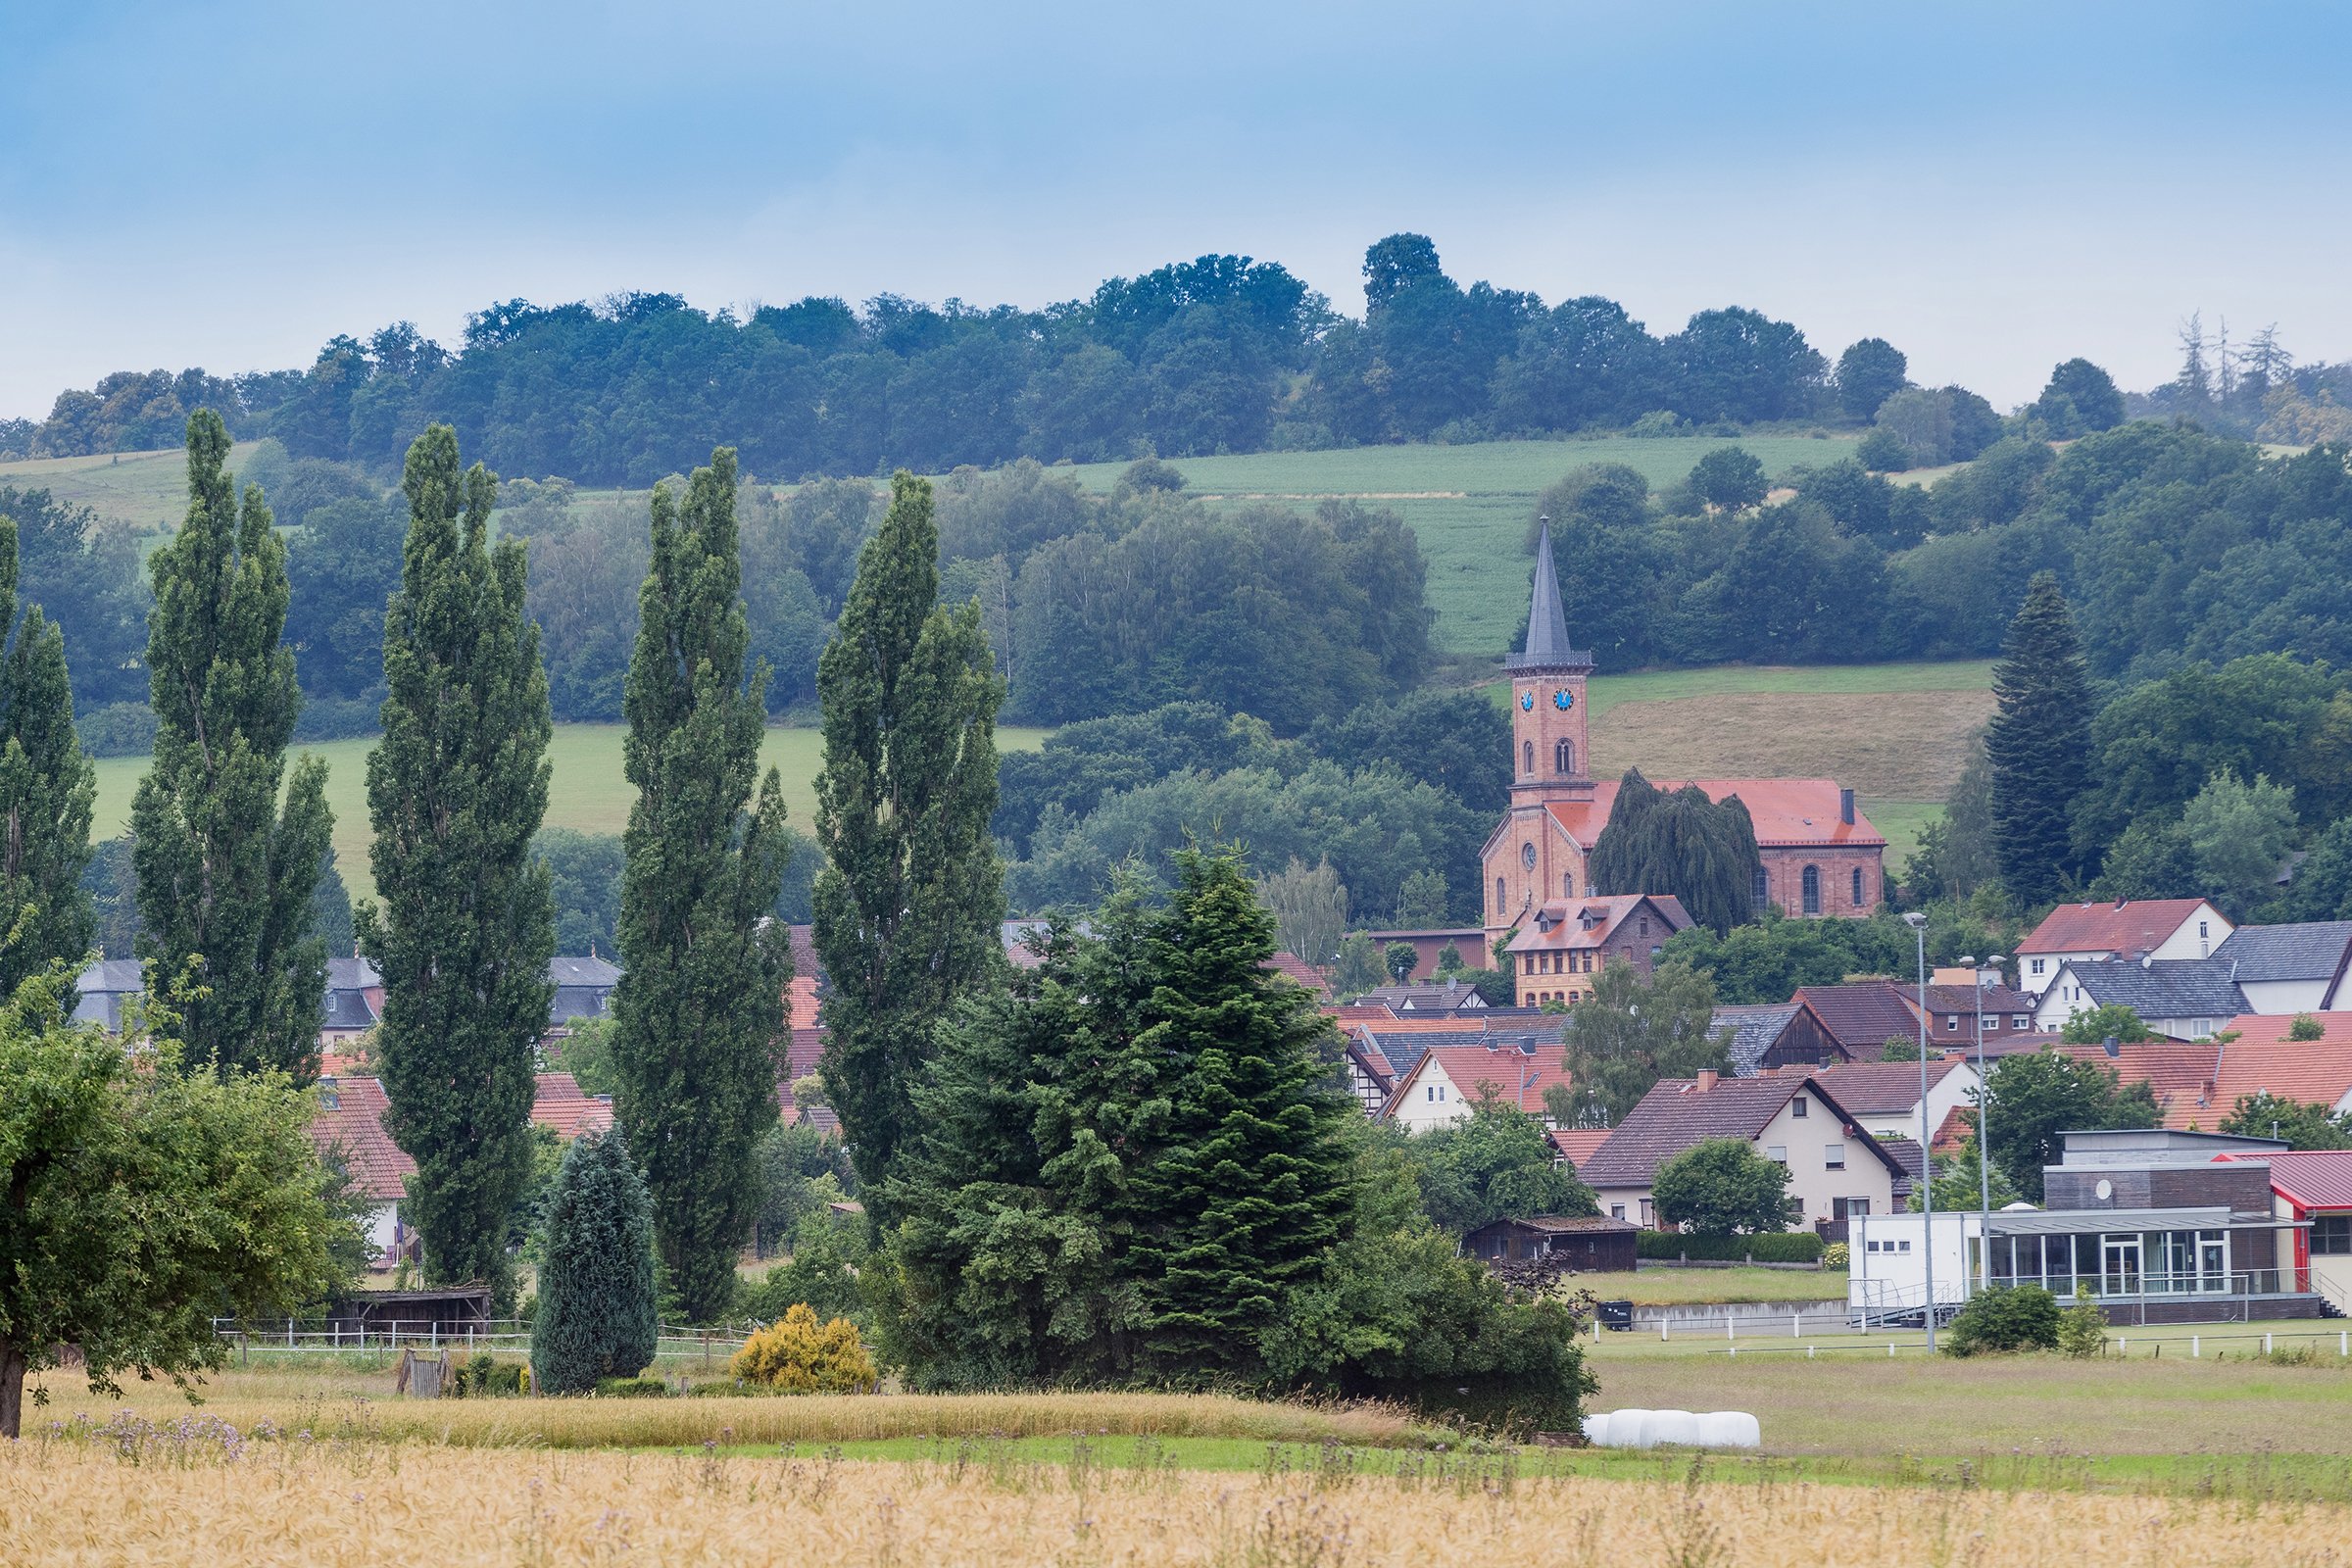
left=370, top=425, right=556, bottom=1294
left=1127, top=849, right=1357, bottom=1381
left=813, top=471, right=1004, bottom=1200
left=530, top=1125, right=659, bottom=1395
left=0, top=517, right=96, bottom=996
left=1587, top=768, right=1762, bottom=934
left=131, top=410, right=332, bottom=1077
left=1986, top=572, right=2094, bottom=904
left=610, top=448, right=795, bottom=1322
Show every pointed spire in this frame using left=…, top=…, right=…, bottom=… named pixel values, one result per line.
left=1509, top=516, right=1591, bottom=671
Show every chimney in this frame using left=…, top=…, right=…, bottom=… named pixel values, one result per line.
left=2102, top=1036, right=2120, bottom=1059
left=1696, top=1069, right=1719, bottom=1092
left=1838, top=788, right=1855, bottom=825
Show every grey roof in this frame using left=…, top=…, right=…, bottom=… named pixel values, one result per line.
left=1713, top=1004, right=1800, bottom=1076
left=1582, top=1074, right=1907, bottom=1190
left=73, top=958, right=143, bottom=1033
left=2211, top=922, right=2352, bottom=985
left=1355, top=982, right=1487, bottom=1013
left=1504, top=519, right=1593, bottom=672
left=2066, top=957, right=2248, bottom=1021
left=327, top=956, right=382, bottom=991
left=549, top=956, right=621, bottom=987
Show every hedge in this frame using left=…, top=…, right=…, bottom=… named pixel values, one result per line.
left=1636, top=1231, right=1824, bottom=1263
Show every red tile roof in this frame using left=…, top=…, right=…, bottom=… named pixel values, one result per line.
left=1506, top=895, right=1692, bottom=955
left=308, top=1078, right=415, bottom=1202
left=786, top=975, right=820, bottom=1033
left=1335, top=1003, right=1401, bottom=1023
left=1544, top=778, right=1885, bottom=851
left=1266, top=952, right=1332, bottom=997
left=2019, top=899, right=2216, bottom=957
left=1794, top=981, right=1923, bottom=1051
left=2202, top=1038, right=2352, bottom=1126
left=2238, top=1150, right=2352, bottom=1211
left=2051, top=1039, right=2225, bottom=1127
left=1802, top=1057, right=1966, bottom=1115
left=1548, top=1127, right=1611, bottom=1169
left=1399, top=1043, right=1572, bottom=1117
left=531, top=1072, right=615, bottom=1140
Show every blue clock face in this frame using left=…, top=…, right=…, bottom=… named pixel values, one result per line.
left=1520, top=691, right=1535, bottom=711
left=1552, top=690, right=1574, bottom=710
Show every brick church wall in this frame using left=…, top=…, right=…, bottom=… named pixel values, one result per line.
left=1759, top=846, right=1882, bottom=918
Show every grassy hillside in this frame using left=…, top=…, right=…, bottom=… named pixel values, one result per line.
left=1482, top=659, right=1993, bottom=870
left=1057, top=434, right=1864, bottom=656
left=0, top=442, right=260, bottom=531
left=91, top=722, right=1053, bottom=902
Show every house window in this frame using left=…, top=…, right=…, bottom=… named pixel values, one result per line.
left=1610, top=1204, right=1627, bottom=1221
left=1753, top=865, right=1770, bottom=909
left=1825, top=1144, right=1845, bottom=1169
left=2199, top=919, right=2209, bottom=939
left=1947, top=1016, right=1961, bottom=1031
left=1638, top=916, right=1649, bottom=937
left=1852, top=867, right=1866, bottom=906
left=2031, top=958, right=2046, bottom=977
left=1898, top=1239, right=1911, bottom=1253
left=1834, top=1197, right=1870, bottom=1219
left=1428, top=1085, right=1446, bottom=1102
left=1791, top=1097, right=1809, bottom=1119
left=1801, top=864, right=1821, bottom=914
left=2314, top=1216, right=2352, bottom=1255
left=1766, top=1146, right=1788, bottom=1163
left=1555, top=739, right=1574, bottom=775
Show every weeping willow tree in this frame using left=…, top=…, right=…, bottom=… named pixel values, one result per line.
left=1587, top=768, right=1761, bottom=935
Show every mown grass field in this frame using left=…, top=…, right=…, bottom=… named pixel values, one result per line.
left=1608, top=1266, right=1848, bottom=1306
left=1057, top=434, right=1864, bottom=657
left=90, top=722, right=1053, bottom=902
left=0, top=442, right=261, bottom=532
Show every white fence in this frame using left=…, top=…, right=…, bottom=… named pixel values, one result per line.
left=212, top=1318, right=751, bottom=1361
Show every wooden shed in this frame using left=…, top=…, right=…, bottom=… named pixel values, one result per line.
left=1464, top=1214, right=1639, bottom=1273
left=324, top=1287, right=493, bottom=1339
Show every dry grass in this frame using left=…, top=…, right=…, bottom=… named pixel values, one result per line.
left=6, top=1439, right=2342, bottom=1567
left=1591, top=688, right=1994, bottom=802
left=26, top=1377, right=1422, bottom=1452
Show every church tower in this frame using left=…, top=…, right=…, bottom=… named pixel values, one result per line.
left=1482, top=518, right=1595, bottom=955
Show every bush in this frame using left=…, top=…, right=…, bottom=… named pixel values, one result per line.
left=2055, top=1284, right=2106, bottom=1358
left=593, top=1376, right=670, bottom=1398
left=1635, top=1231, right=1823, bottom=1263
left=1856, top=427, right=1915, bottom=472
left=1821, top=1241, right=1849, bottom=1269
left=1943, top=1285, right=2061, bottom=1356
left=730, top=1302, right=878, bottom=1394
left=531, top=1127, right=660, bottom=1396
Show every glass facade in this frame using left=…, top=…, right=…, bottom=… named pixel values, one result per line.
left=1984, top=1228, right=2279, bottom=1297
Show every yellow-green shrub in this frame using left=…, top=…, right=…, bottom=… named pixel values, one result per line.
left=730, top=1302, right=877, bottom=1393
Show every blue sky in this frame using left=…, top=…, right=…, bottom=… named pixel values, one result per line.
left=4, top=0, right=2349, bottom=417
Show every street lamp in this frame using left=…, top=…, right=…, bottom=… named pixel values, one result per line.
left=1903, top=910, right=1935, bottom=1350
left=1960, top=953, right=2005, bottom=1294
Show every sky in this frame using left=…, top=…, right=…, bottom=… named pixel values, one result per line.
left=5, top=0, right=2350, bottom=419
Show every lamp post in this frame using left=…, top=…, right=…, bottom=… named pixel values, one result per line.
left=1904, top=910, right=1935, bottom=1350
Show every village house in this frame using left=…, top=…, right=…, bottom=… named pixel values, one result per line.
left=1712, top=1002, right=1844, bottom=1074
left=1479, top=522, right=1886, bottom=962
left=1579, top=1070, right=1905, bottom=1232
left=1505, top=893, right=1691, bottom=1007
left=1791, top=980, right=1927, bottom=1059
left=1916, top=979, right=2037, bottom=1041
left=2209, top=921, right=2352, bottom=1013
left=320, top=956, right=384, bottom=1047
left=1380, top=1040, right=1573, bottom=1132
left=1348, top=978, right=1490, bottom=1013
left=2015, top=898, right=2230, bottom=996
left=1359, top=927, right=1488, bottom=981
left=1804, top=1057, right=1983, bottom=1147
left=2033, top=956, right=2248, bottom=1039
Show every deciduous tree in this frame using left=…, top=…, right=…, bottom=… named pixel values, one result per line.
left=132, top=410, right=333, bottom=1078
left=1982, top=1050, right=2161, bottom=1200
left=611, top=448, right=795, bottom=1322
left=1651, top=1138, right=1791, bottom=1235
left=1549, top=957, right=1726, bottom=1128
left=370, top=425, right=556, bottom=1296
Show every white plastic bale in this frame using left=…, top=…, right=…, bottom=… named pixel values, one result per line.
left=1641, top=1410, right=1702, bottom=1448
left=1580, top=1411, right=1613, bottom=1446
left=1584, top=1407, right=1759, bottom=1449
left=1695, top=1411, right=1761, bottom=1448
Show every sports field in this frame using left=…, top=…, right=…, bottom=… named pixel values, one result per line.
left=89, top=722, right=1052, bottom=902
left=1058, top=433, right=1865, bottom=657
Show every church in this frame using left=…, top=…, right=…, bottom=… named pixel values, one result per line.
left=1480, top=521, right=1887, bottom=995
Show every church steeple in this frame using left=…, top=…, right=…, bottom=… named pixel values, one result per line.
left=1507, top=517, right=1592, bottom=673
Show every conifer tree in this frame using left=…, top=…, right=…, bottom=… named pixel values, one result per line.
left=813, top=471, right=1004, bottom=1200
left=530, top=1126, right=658, bottom=1396
left=1986, top=572, right=2094, bottom=904
left=0, top=516, right=96, bottom=996
left=611, top=448, right=794, bottom=1322
left=132, top=411, right=332, bottom=1077
left=1127, top=850, right=1357, bottom=1380
left=370, top=425, right=555, bottom=1293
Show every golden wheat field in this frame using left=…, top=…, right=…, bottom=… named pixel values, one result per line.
left=7, top=1440, right=2348, bottom=1568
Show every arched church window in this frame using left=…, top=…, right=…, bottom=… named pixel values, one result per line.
left=1852, top=866, right=1866, bottom=906
left=1524, top=740, right=1534, bottom=775
left=1495, top=876, right=1506, bottom=910
left=1562, top=871, right=1574, bottom=898
left=1752, top=865, right=1769, bottom=910
left=1554, top=739, right=1574, bottom=775
left=1801, top=864, right=1822, bottom=915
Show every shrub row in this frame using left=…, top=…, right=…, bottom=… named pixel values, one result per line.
left=1635, top=1230, right=1825, bottom=1263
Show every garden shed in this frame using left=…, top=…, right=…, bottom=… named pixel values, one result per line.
left=1465, top=1214, right=1639, bottom=1272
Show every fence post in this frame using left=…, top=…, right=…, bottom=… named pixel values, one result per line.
left=1792, top=1311, right=1800, bottom=1339
left=1807, top=1344, right=1815, bottom=1358
left=1727, top=1317, right=1735, bottom=1343
left=2265, top=1333, right=2274, bottom=1355
left=1887, top=1343, right=1895, bottom=1358
left=2191, top=1335, right=2199, bottom=1358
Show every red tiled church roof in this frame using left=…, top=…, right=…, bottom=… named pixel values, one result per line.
left=1544, top=779, right=1885, bottom=851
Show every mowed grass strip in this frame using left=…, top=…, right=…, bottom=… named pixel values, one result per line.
left=9, top=1440, right=2345, bottom=1567
left=89, top=722, right=1053, bottom=903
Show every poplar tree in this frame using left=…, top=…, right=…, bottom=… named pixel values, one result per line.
left=611, top=448, right=794, bottom=1322
left=813, top=471, right=1004, bottom=1200
left=0, top=517, right=96, bottom=996
left=132, top=411, right=332, bottom=1078
left=370, top=425, right=555, bottom=1294
left=1987, top=572, right=2094, bottom=904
